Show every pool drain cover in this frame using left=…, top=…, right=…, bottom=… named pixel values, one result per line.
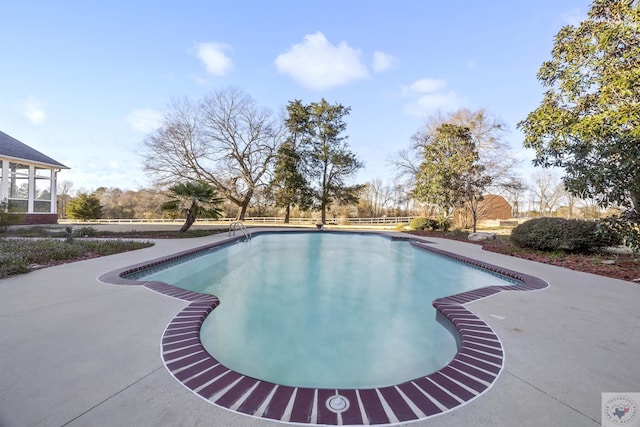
left=326, top=394, right=349, bottom=413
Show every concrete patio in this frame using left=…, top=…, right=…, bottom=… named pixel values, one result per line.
left=1, top=228, right=638, bottom=426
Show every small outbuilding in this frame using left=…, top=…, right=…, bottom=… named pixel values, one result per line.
left=477, top=194, right=512, bottom=220
left=0, top=130, right=69, bottom=224
left=453, top=194, right=513, bottom=229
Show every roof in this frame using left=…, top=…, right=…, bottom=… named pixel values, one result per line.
left=0, top=130, right=68, bottom=169
left=483, top=194, right=510, bottom=205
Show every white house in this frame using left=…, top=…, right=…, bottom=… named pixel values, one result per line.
left=0, top=130, right=68, bottom=224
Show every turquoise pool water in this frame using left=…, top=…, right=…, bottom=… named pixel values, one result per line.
left=141, top=232, right=512, bottom=388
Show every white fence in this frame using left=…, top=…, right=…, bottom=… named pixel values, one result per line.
left=58, top=216, right=414, bottom=226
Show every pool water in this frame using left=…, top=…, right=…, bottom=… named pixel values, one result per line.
left=143, top=232, right=512, bottom=389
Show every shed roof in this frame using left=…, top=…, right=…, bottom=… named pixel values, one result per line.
left=0, top=130, right=68, bottom=169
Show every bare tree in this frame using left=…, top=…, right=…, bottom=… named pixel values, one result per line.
left=247, top=186, right=277, bottom=217
left=118, top=189, right=166, bottom=219
left=390, top=181, right=410, bottom=216
left=530, top=170, right=565, bottom=216
left=557, top=186, right=581, bottom=218
left=359, top=178, right=394, bottom=217
left=580, top=197, right=606, bottom=219
left=388, top=147, right=421, bottom=194
left=93, top=187, right=130, bottom=218
left=56, top=180, right=74, bottom=218
left=142, top=87, right=284, bottom=220
left=500, top=176, right=528, bottom=218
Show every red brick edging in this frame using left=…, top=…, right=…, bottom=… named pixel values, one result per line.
left=99, top=232, right=548, bottom=425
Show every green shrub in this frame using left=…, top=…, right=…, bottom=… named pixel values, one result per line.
left=0, top=238, right=154, bottom=279
left=67, top=193, right=103, bottom=220
left=0, top=199, right=24, bottom=232
left=73, top=226, right=99, bottom=237
left=410, top=216, right=452, bottom=231
left=435, top=216, right=451, bottom=231
left=0, top=254, right=29, bottom=276
left=511, top=217, right=621, bottom=253
left=409, top=217, right=431, bottom=230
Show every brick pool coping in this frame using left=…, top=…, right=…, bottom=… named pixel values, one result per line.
left=98, top=232, right=548, bottom=425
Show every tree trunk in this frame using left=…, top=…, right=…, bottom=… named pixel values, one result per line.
left=321, top=161, right=328, bottom=225
left=180, top=210, right=196, bottom=233
left=236, top=190, right=253, bottom=221
left=631, top=191, right=640, bottom=213
left=284, top=204, right=290, bottom=224
left=237, top=203, right=248, bottom=220
left=321, top=197, right=327, bottom=225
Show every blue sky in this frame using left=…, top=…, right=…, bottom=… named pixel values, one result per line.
left=1, top=1, right=589, bottom=193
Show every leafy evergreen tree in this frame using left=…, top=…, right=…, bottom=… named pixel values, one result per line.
left=518, top=0, right=640, bottom=249
left=66, top=193, right=103, bottom=221
left=413, top=124, right=491, bottom=231
left=277, top=99, right=363, bottom=224
left=305, top=99, right=364, bottom=224
left=268, top=100, right=314, bottom=223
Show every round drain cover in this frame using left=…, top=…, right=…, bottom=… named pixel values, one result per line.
left=326, top=394, right=349, bottom=413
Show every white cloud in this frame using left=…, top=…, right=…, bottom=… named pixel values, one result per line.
left=196, top=41, right=233, bottom=76
left=23, top=97, right=46, bottom=125
left=372, top=51, right=398, bottom=73
left=403, top=78, right=447, bottom=95
left=402, top=78, right=464, bottom=117
left=126, top=109, right=163, bottom=133
left=275, top=31, right=369, bottom=90
left=404, top=92, right=463, bottom=116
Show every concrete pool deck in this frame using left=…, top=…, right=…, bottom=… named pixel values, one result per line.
left=0, top=228, right=639, bottom=426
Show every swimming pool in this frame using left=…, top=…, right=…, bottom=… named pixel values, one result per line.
left=100, top=230, right=548, bottom=425
left=138, top=232, right=511, bottom=389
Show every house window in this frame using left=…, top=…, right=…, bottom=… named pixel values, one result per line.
left=34, top=201, right=52, bottom=212
left=1, top=162, right=56, bottom=214
left=9, top=176, right=29, bottom=198
left=9, top=162, right=29, bottom=175
left=35, top=177, right=52, bottom=212
left=35, top=167, right=52, bottom=178
left=8, top=162, right=30, bottom=213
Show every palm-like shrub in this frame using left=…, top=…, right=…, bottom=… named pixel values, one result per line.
left=161, top=181, right=224, bottom=233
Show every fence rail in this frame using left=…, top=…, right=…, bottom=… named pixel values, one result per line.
left=58, top=216, right=414, bottom=226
